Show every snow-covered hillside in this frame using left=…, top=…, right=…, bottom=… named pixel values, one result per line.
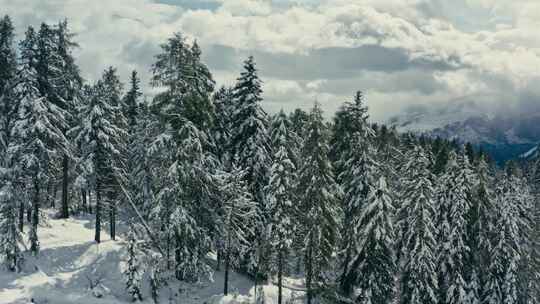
left=0, top=211, right=303, bottom=304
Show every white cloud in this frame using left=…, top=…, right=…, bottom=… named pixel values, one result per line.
left=1, top=0, right=539, bottom=120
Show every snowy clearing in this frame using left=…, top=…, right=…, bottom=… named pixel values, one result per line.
left=0, top=210, right=303, bottom=304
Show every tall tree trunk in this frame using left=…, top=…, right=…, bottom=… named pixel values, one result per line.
left=26, top=205, right=32, bottom=223
left=306, top=234, right=314, bottom=304
left=88, top=188, right=92, bottom=214
left=19, top=201, right=24, bottom=232
left=52, top=180, right=57, bottom=208
left=60, top=155, right=69, bottom=218
left=217, top=248, right=221, bottom=271
left=143, top=172, right=151, bottom=221
left=30, top=176, right=40, bottom=253
left=95, top=182, right=101, bottom=243
left=224, top=231, right=231, bottom=295
left=278, top=247, right=283, bottom=304
left=174, top=231, right=181, bottom=280
left=110, top=199, right=116, bottom=240
left=166, top=203, right=171, bottom=270
left=295, top=251, right=302, bottom=275
left=46, top=178, right=53, bottom=208
left=81, top=189, right=87, bottom=213
left=339, top=232, right=353, bottom=296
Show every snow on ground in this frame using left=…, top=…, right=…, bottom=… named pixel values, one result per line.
left=0, top=210, right=304, bottom=304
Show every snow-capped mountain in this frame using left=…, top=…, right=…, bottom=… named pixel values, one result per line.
left=388, top=99, right=540, bottom=164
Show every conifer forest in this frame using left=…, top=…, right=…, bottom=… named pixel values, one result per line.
left=1, top=11, right=540, bottom=304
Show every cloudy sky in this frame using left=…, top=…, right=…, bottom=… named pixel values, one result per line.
left=2, top=0, right=540, bottom=121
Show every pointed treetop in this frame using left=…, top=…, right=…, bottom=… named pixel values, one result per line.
left=191, top=40, right=201, bottom=60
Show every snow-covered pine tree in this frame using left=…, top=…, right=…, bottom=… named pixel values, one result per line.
left=432, top=141, right=450, bottom=176
left=436, top=151, right=475, bottom=304
left=397, top=145, right=438, bottom=304
left=230, top=56, right=270, bottom=208
left=266, top=110, right=298, bottom=304
left=15, top=25, right=70, bottom=254
left=212, top=86, right=234, bottom=167
left=297, top=103, right=341, bottom=304
left=123, top=70, right=142, bottom=131
left=344, top=175, right=395, bottom=304
left=229, top=55, right=271, bottom=278
left=219, top=163, right=259, bottom=295
left=54, top=19, right=83, bottom=219
left=468, top=155, right=496, bottom=303
left=101, top=67, right=127, bottom=242
left=503, top=164, right=535, bottom=304
left=71, top=70, right=126, bottom=244
left=0, top=173, right=25, bottom=272
left=529, top=156, right=540, bottom=303
left=289, top=108, right=309, bottom=140
left=484, top=166, right=525, bottom=304
left=0, top=15, right=18, bottom=164
left=150, top=142, right=178, bottom=272
left=124, top=229, right=144, bottom=302
left=335, top=99, right=376, bottom=296
left=151, top=33, right=218, bottom=283
left=330, top=91, right=369, bottom=180
left=122, top=70, right=144, bottom=218
left=288, top=108, right=309, bottom=275
left=151, top=32, right=215, bottom=132
left=173, top=120, right=218, bottom=282
left=0, top=16, right=24, bottom=271
left=130, top=101, right=159, bottom=219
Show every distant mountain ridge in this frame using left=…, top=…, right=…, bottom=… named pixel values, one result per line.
left=389, top=99, right=540, bottom=164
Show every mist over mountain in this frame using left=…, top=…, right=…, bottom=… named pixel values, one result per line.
left=389, top=97, right=540, bottom=164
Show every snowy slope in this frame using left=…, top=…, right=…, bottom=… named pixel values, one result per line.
left=0, top=211, right=127, bottom=304
left=0, top=211, right=304, bottom=304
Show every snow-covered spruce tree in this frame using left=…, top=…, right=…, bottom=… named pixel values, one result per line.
left=151, top=33, right=215, bottom=132
left=219, top=163, right=260, bottom=295
left=266, top=110, right=298, bottom=304
left=330, top=91, right=369, bottom=180
left=0, top=16, right=24, bottom=270
left=289, top=108, right=309, bottom=140
left=504, top=164, right=536, bottom=304
left=73, top=84, right=93, bottom=214
left=174, top=121, right=218, bottom=282
left=122, top=70, right=144, bottom=217
left=344, top=175, right=395, bottom=304
left=0, top=15, right=19, bottom=164
left=54, top=19, right=83, bottom=219
left=484, top=166, right=526, bottom=304
left=15, top=25, right=70, bottom=254
left=297, top=103, right=341, bottom=304
left=436, top=151, right=475, bottom=304
left=0, top=174, right=25, bottom=272
left=335, top=99, right=376, bottom=296
left=212, top=86, right=234, bottom=167
left=287, top=108, right=309, bottom=275
left=71, top=70, right=126, bottom=244
left=130, top=101, right=159, bottom=219
left=123, top=70, right=142, bottom=131
left=124, top=230, right=144, bottom=302
left=528, top=156, right=540, bottom=303
left=397, top=145, right=438, bottom=304
left=229, top=55, right=271, bottom=277
left=467, top=155, right=496, bottom=303
left=101, top=67, right=127, bottom=242
left=151, top=33, right=218, bottom=282
left=374, top=124, right=400, bottom=190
